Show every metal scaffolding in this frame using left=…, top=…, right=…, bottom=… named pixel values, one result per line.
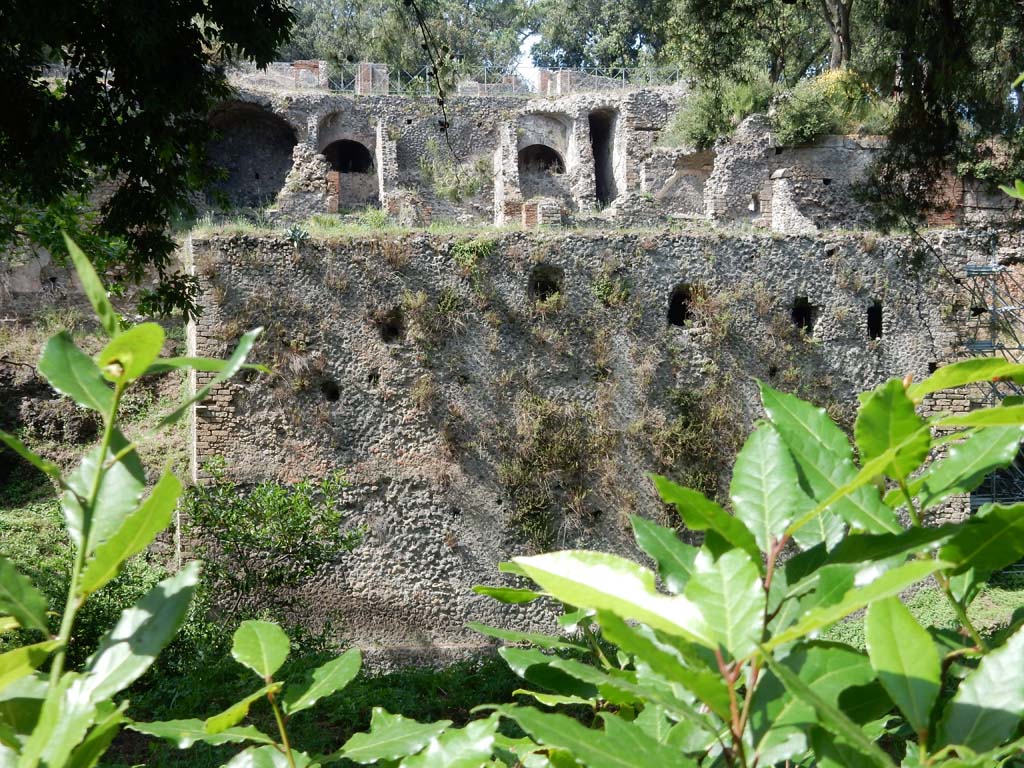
left=963, top=263, right=1024, bottom=509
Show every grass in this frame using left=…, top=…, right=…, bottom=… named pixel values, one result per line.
left=823, top=573, right=1024, bottom=649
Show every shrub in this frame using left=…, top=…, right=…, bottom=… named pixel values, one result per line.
left=773, top=70, right=891, bottom=146
left=660, top=73, right=775, bottom=150
left=185, top=458, right=362, bottom=616
left=357, top=206, right=389, bottom=229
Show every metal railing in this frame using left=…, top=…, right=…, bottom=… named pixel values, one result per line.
left=232, top=61, right=688, bottom=97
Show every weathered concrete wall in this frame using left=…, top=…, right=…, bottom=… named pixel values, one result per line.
left=184, top=226, right=1008, bottom=659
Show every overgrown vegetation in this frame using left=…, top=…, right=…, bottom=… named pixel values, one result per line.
left=185, top=459, right=362, bottom=615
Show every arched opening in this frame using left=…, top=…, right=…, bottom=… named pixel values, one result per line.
left=867, top=300, right=883, bottom=339
left=518, top=144, right=565, bottom=175
left=791, top=296, right=818, bottom=333
left=323, top=140, right=374, bottom=174
left=589, top=110, right=618, bottom=206
left=207, top=102, right=297, bottom=208
left=667, top=284, right=692, bottom=327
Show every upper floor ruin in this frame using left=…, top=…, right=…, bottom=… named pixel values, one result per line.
left=205, top=61, right=1019, bottom=234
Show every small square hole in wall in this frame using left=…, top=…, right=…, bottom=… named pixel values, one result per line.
left=928, top=362, right=939, bottom=374
left=774, top=147, right=784, bottom=155
left=320, top=379, right=341, bottom=402
left=406, top=118, right=413, bottom=125
left=822, top=178, right=832, bottom=186
left=791, top=296, right=818, bottom=333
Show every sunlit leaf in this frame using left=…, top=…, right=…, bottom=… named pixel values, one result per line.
left=761, top=383, right=898, bottom=539
left=855, top=379, right=930, bottom=481
left=64, top=234, right=119, bottom=338
left=730, top=421, right=806, bottom=551
left=684, top=549, right=763, bottom=660
left=38, top=331, right=114, bottom=414
left=337, top=708, right=451, bottom=764
left=127, top=718, right=274, bottom=748
left=651, top=475, right=759, bottom=562
left=0, top=557, right=49, bottom=633
left=232, top=620, right=290, bottom=679
left=79, top=471, right=182, bottom=595
left=938, top=624, right=1024, bottom=752
left=283, top=648, right=362, bottom=714
left=96, top=322, right=165, bottom=382
left=82, top=562, right=200, bottom=702
left=866, top=598, right=940, bottom=738
left=630, top=516, right=698, bottom=593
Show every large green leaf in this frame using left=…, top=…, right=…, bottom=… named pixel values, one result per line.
left=471, top=585, right=543, bottom=604
left=907, top=358, right=1024, bottom=401
left=854, top=379, right=930, bottom=481
left=597, top=612, right=730, bottom=720
left=82, top=562, right=200, bottom=702
left=79, top=471, right=181, bottom=595
left=466, top=622, right=584, bottom=651
left=232, top=620, right=290, bottom=680
left=96, top=323, right=165, bottom=383
left=865, top=598, right=940, bottom=738
left=766, top=559, right=948, bottom=649
left=17, top=671, right=98, bottom=768
left=730, top=422, right=808, bottom=552
left=809, top=727, right=881, bottom=768
left=630, top=516, right=698, bottom=593
left=283, top=648, right=362, bottom=714
left=750, top=642, right=879, bottom=765
left=916, top=427, right=1024, bottom=510
left=337, top=708, right=451, bottom=764
left=0, top=558, right=49, bottom=633
left=760, top=651, right=895, bottom=768
left=826, top=526, right=958, bottom=565
left=38, top=331, right=114, bottom=414
left=511, top=551, right=709, bottom=648
left=127, top=719, right=274, bottom=748
left=0, top=431, right=62, bottom=481
left=66, top=700, right=128, bottom=768
left=144, top=356, right=269, bottom=375
left=939, top=503, right=1024, bottom=578
left=63, top=234, right=120, bottom=338
left=158, top=327, right=261, bottom=427
left=0, top=641, right=58, bottom=689
left=496, top=706, right=697, bottom=768
left=650, top=476, right=759, bottom=563
left=761, top=383, right=899, bottom=539
left=62, top=428, right=146, bottom=552
left=937, top=405, right=1024, bottom=428
left=400, top=717, right=498, bottom=768
left=937, top=624, right=1024, bottom=752
left=498, top=647, right=598, bottom=700
left=204, top=683, right=281, bottom=733
left=683, top=549, right=763, bottom=660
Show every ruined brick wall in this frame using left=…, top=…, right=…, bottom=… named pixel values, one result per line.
left=184, top=226, right=1007, bottom=660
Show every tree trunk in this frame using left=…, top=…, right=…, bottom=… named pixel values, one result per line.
left=820, top=0, right=853, bottom=69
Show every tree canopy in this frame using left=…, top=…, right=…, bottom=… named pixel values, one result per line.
left=0, top=0, right=294, bottom=316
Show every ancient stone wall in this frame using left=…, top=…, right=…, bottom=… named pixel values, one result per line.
left=183, top=226, right=1008, bottom=659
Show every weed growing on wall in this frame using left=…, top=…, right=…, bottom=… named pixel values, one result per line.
left=186, top=459, right=363, bottom=615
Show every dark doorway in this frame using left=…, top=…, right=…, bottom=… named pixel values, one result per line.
left=529, top=264, right=564, bottom=301
left=518, top=144, right=565, bottom=175
left=791, top=296, right=818, bottom=333
left=867, top=300, right=883, bottom=339
left=589, top=110, right=617, bottom=206
left=323, top=140, right=373, bottom=173
left=668, top=284, right=692, bottom=327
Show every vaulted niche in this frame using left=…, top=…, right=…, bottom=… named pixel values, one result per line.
left=323, top=139, right=374, bottom=173
left=518, top=144, right=565, bottom=175
left=589, top=109, right=618, bottom=206
left=667, top=284, right=692, bottom=327
left=207, top=102, right=297, bottom=208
